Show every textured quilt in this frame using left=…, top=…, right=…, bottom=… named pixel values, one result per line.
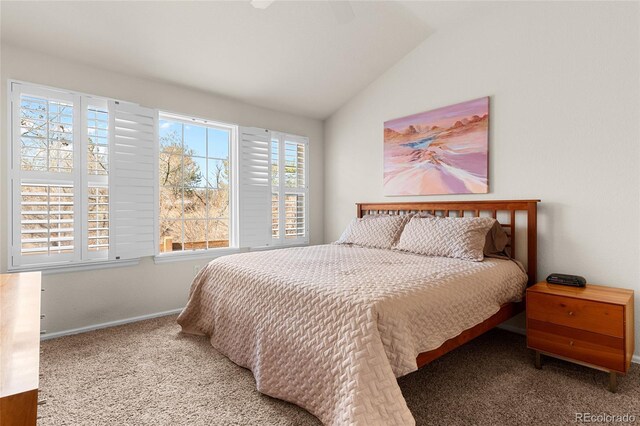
left=177, top=245, right=527, bottom=425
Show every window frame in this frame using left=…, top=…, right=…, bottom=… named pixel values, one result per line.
left=6, top=81, right=310, bottom=270
left=155, top=111, right=239, bottom=260
left=270, top=131, right=309, bottom=246
left=8, top=81, right=116, bottom=271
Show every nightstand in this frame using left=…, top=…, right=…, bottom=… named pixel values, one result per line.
left=526, top=282, right=634, bottom=392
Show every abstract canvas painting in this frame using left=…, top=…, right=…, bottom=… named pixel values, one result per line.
left=383, top=97, right=489, bottom=195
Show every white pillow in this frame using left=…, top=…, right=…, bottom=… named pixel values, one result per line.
left=395, top=216, right=496, bottom=261
left=336, top=215, right=410, bottom=250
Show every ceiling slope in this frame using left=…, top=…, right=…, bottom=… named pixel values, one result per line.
left=0, top=1, right=494, bottom=119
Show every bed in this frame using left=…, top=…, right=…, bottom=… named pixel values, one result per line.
left=178, top=200, right=539, bottom=426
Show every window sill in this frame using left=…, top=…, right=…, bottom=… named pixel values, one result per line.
left=7, top=258, right=140, bottom=275
left=153, top=247, right=246, bottom=264
left=249, top=242, right=309, bottom=251
left=153, top=243, right=310, bottom=264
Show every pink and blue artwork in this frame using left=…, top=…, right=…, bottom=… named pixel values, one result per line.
left=383, top=97, right=489, bottom=195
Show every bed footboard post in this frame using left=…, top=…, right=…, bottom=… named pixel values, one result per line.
left=527, top=202, right=538, bottom=285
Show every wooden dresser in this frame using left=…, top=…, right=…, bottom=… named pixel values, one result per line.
left=526, top=282, right=634, bottom=392
left=0, top=272, right=42, bottom=425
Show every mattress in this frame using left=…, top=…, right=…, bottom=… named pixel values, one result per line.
left=177, top=244, right=527, bottom=425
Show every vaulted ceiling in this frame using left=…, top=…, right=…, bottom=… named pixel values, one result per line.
left=1, top=1, right=495, bottom=119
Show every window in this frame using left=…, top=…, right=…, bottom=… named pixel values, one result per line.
left=271, top=132, right=308, bottom=244
left=10, top=83, right=111, bottom=267
left=9, top=82, right=310, bottom=268
left=158, top=113, right=235, bottom=254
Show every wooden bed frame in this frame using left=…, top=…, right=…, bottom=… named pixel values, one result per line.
left=355, top=199, right=539, bottom=368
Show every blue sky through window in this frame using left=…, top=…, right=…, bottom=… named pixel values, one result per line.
left=184, top=125, right=206, bottom=156
left=208, top=128, right=229, bottom=159
left=159, top=120, right=230, bottom=160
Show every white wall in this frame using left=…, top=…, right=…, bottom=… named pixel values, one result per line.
left=324, top=2, right=640, bottom=349
left=0, top=44, right=324, bottom=335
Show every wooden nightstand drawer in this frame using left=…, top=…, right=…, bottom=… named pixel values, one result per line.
left=528, top=319, right=625, bottom=372
left=527, top=292, right=624, bottom=337
left=527, top=282, right=634, bottom=392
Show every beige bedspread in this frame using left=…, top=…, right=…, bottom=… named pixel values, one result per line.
left=177, top=244, right=527, bottom=425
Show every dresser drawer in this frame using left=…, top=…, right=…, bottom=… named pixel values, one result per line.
left=527, top=292, right=624, bottom=337
left=528, top=320, right=625, bottom=372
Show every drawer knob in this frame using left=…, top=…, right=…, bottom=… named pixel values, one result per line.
left=569, top=340, right=574, bottom=346
left=568, top=311, right=574, bottom=316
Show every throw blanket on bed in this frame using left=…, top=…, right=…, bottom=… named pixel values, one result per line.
left=177, top=245, right=527, bottom=425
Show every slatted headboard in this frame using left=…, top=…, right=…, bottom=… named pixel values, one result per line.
left=356, top=200, right=540, bottom=285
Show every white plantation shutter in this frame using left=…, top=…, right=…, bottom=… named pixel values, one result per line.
left=10, top=84, right=80, bottom=267
left=109, top=101, right=158, bottom=260
left=271, top=132, right=309, bottom=246
left=238, top=126, right=272, bottom=248
left=283, top=138, right=307, bottom=241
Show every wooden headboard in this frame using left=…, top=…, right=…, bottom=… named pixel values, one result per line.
left=356, top=200, right=540, bottom=285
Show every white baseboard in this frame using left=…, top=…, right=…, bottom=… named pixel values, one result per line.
left=41, top=308, right=183, bottom=341
left=497, top=324, right=640, bottom=365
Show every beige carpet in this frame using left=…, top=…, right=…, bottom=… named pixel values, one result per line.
left=39, top=315, right=639, bottom=425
